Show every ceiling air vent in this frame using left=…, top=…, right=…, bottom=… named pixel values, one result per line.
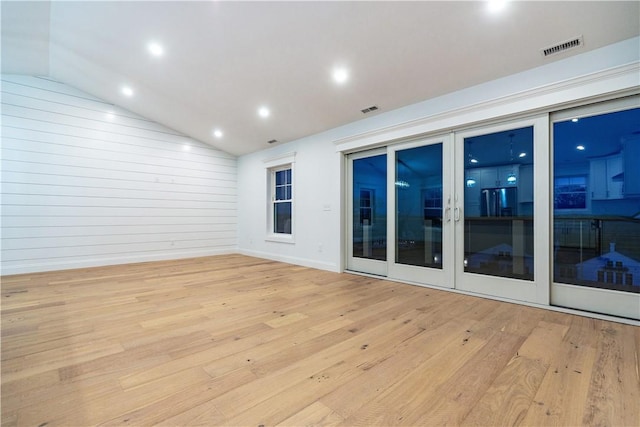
left=361, top=105, right=379, bottom=114
left=541, top=36, right=583, bottom=57
left=267, top=139, right=278, bottom=144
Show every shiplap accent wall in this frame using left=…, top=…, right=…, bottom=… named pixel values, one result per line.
left=1, top=75, right=237, bottom=275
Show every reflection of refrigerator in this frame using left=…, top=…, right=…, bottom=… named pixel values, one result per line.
left=481, top=187, right=517, bottom=217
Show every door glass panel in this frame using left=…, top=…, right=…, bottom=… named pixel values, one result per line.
left=464, top=126, right=534, bottom=280
left=553, top=107, right=640, bottom=293
left=396, top=144, right=443, bottom=268
left=352, top=154, right=387, bottom=261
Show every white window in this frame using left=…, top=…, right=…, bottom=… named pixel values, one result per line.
left=264, top=152, right=295, bottom=242
left=272, top=166, right=292, bottom=234
left=554, top=175, right=587, bottom=210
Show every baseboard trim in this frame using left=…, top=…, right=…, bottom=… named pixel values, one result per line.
left=238, top=249, right=340, bottom=273
left=0, top=248, right=237, bottom=276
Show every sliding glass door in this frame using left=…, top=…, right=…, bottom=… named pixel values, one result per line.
left=345, top=102, right=638, bottom=319
left=346, top=149, right=388, bottom=276
left=551, top=97, right=640, bottom=319
left=388, top=136, right=453, bottom=288
left=455, top=116, right=549, bottom=304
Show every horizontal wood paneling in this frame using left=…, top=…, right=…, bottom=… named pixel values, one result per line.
left=1, top=223, right=234, bottom=238
left=2, top=171, right=237, bottom=193
left=2, top=215, right=237, bottom=228
left=1, top=182, right=236, bottom=202
left=1, top=148, right=235, bottom=181
left=1, top=123, right=236, bottom=165
left=1, top=75, right=237, bottom=274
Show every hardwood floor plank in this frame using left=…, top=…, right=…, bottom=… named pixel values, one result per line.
left=1, top=254, right=638, bottom=427
left=223, top=310, right=431, bottom=426
left=411, top=331, right=527, bottom=426
left=461, top=355, right=549, bottom=426
left=580, top=323, right=640, bottom=426
left=339, top=325, right=488, bottom=425
left=320, top=317, right=476, bottom=420
left=277, top=401, right=345, bottom=427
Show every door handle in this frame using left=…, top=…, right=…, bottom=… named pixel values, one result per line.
left=445, top=206, right=451, bottom=222
left=454, top=207, right=461, bottom=222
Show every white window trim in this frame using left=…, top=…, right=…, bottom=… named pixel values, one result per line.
left=264, top=152, right=296, bottom=243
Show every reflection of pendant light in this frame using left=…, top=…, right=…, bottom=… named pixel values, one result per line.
left=467, top=140, right=478, bottom=165
left=466, top=139, right=478, bottom=187
left=395, top=159, right=411, bottom=189
left=507, top=133, right=517, bottom=185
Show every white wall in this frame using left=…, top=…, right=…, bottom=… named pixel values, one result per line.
left=237, top=37, right=639, bottom=272
left=238, top=135, right=343, bottom=272
left=1, top=75, right=237, bottom=275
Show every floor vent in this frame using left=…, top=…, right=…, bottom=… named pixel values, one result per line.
left=361, top=105, right=379, bottom=114
left=541, top=36, right=583, bottom=57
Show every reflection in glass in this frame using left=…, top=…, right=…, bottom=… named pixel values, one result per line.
left=464, top=126, right=534, bottom=280
left=553, top=107, right=640, bottom=293
left=395, top=144, right=443, bottom=268
left=352, top=154, right=387, bottom=260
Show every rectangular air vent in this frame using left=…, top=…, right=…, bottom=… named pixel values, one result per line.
left=361, top=105, right=379, bottom=114
left=541, top=36, right=583, bottom=57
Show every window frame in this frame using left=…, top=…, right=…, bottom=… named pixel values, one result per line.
left=264, top=152, right=296, bottom=243
left=553, top=174, right=589, bottom=212
left=359, top=188, right=375, bottom=226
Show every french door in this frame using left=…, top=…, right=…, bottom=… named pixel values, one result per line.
left=346, top=117, right=548, bottom=304
left=550, top=97, right=640, bottom=320
left=454, top=116, right=549, bottom=305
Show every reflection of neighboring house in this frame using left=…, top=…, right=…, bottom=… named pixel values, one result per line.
left=576, top=243, right=640, bottom=287
left=467, top=243, right=534, bottom=276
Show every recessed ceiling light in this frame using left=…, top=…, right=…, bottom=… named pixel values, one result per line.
left=148, top=41, right=164, bottom=57
left=213, top=129, right=223, bottom=138
left=332, top=67, right=349, bottom=84
left=576, top=145, right=585, bottom=151
left=258, top=106, right=270, bottom=118
left=518, top=152, right=527, bottom=158
left=487, top=0, right=507, bottom=13
left=121, top=86, right=134, bottom=97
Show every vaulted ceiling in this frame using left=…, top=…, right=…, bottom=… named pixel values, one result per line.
left=2, top=1, right=639, bottom=156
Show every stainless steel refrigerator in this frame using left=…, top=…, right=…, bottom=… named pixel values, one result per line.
left=481, top=187, right=517, bottom=217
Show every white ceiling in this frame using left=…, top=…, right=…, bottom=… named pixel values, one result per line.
left=2, top=1, right=639, bottom=156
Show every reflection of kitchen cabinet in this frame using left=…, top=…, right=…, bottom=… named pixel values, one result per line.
left=478, top=166, right=519, bottom=188
left=590, top=154, right=623, bottom=200
left=518, top=164, right=533, bottom=203
left=623, top=135, right=640, bottom=196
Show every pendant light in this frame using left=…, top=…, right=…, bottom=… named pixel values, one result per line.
left=507, top=133, right=517, bottom=184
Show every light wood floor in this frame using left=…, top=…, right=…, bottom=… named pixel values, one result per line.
left=1, top=254, right=639, bottom=426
